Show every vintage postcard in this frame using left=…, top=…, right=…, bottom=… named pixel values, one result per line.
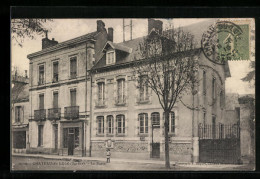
left=11, top=18, right=255, bottom=171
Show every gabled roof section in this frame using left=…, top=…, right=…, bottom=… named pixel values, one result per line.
left=103, top=41, right=132, bottom=53
left=27, top=31, right=99, bottom=59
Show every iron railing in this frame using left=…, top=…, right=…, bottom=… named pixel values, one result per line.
left=64, top=106, right=79, bottom=119
left=48, top=108, right=61, bottom=120
left=198, top=123, right=240, bottom=139
left=34, top=109, right=46, bottom=121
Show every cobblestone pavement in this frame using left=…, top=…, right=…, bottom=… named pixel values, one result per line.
left=11, top=155, right=255, bottom=171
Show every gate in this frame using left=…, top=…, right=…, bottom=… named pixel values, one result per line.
left=198, top=123, right=241, bottom=164
left=151, top=124, right=160, bottom=158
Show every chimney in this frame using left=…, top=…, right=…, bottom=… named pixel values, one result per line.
left=108, top=28, right=114, bottom=42
left=25, top=70, right=28, bottom=78
left=97, top=20, right=106, bottom=32
left=42, top=31, right=58, bottom=49
left=148, top=18, right=163, bottom=35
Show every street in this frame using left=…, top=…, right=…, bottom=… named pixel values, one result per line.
left=11, top=156, right=255, bottom=171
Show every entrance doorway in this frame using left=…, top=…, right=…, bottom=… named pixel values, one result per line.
left=53, top=124, right=58, bottom=152
left=63, top=127, right=79, bottom=156
left=151, top=124, right=160, bottom=158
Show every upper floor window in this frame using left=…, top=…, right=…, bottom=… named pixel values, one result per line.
left=53, top=61, right=59, bottom=83
left=203, top=111, right=206, bottom=125
left=117, top=79, right=126, bottom=104
left=116, top=114, right=125, bottom=134
left=203, top=70, right=206, bottom=95
left=70, top=57, right=77, bottom=79
left=106, top=51, right=115, bottom=65
left=107, top=115, right=114, bottom=134
left=15, top=106, right=23, bottom=123
left=151, top=112, right=160, bottom=126
left=39, top=94, right=44, bottom=109
left=97, top=82, right=105, bottom=105
left=139, top=76, right=149, bottom=102
left=139, top=113, right=148, bottom=134
left=70, top=89, right=77, bottom=106
left=97, top=116, right=104, bottom=135
left=212, top=77, right=216, bottom=100
left=38, top=65, right=44, bottom=85
left=53, top=91, right=59, bottom=108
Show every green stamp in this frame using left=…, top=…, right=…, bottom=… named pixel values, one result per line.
left=201, top=21, right=249, bottom=64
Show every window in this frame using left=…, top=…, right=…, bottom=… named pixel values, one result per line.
left=139, top=76, right=149, bottom=102
left=107, top=115, right=114, bottom=134
left=97, top=82, right=105, bottom=105
left=63, top=128, right=68, bottom=148
left=106, top=51, right=115, bottom=64
left=203, top=70, right=206, bottom=95
left=70, top=57, right=77, bottom=79
left=63, top=128, right=79, bottom=148
left=53, top=61, right=59, bottom=82
left=39, top=94, right=44, bottom=109
left=38, top=125, right=43, bottom=146
left=53, top=92, right=58, bottom=108
left=212, top=78, right=216, bottom=100
left=117, top=79, right=125, bottom=104
left=170, top=112, right=175, bottom=133
left=70, top=89, right=77, bottom=106
left=38, top=65, right=44, bottom=85
left=203, top=111, right=206, bottom=125
left=97, top=116, right=104, bottom=134
left=116, top=115, right=125, bottom=134
left=15, top=106, right=22, bottom=123
left=139, top=113, right=148, bottom=134
left=151, top=112, right=160, bottom=126
left=220, top=90, right=224, bottom=108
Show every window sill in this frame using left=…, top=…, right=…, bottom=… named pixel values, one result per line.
left=96, top=134, right=105, bottom=137
left=115, top=103, right=126, bottom=106
left=95, top=104, right=106, bottom=108
left=116, top=134, right=126, bottom=137
left=106, top=134, right=114, bottom=137
left=138, top=133, right=148, bottom=137
left=137, top=100, right=150, bottom=104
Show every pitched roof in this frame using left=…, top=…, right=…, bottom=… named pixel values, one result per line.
left=27, top=31, right=99, bottom=59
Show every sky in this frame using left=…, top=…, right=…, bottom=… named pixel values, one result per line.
left=11, top=18, right=255, bottom=95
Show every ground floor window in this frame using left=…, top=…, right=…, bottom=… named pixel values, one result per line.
left=116, top=115, right=125, bottom=134
left=107, top=115, right=114, bottom=134
left=151, top=112, right=160, bottom=126
left=97, top=116, right=104, bottom=134
left=139, top=113, right=148, bottom=134
left=13, top=131, right=26, bottom=149
left=38, top=125, right=44, bottom=147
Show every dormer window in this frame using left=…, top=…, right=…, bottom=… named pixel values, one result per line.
left=106, top=50, right=115, bottom=65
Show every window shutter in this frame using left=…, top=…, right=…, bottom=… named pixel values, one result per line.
left=21, top=106, right=24, bottom=123
left=15, top=107, right=18, bottom=122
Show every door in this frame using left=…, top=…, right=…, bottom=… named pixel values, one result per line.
left=152, top=143, right=160, bottom=158
left=68, top=133, right=74, bottom=155
left=54, top=124, right=58, bottom=152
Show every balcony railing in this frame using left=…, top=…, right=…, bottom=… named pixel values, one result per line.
left=48, top=108, right=61, bottom=120
left=34, top=109, right=46, bottom=121
left=64, top=106, right=79, bottom=119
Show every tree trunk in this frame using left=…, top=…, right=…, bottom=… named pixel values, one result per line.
left=164, top=110, right=170, bottom=169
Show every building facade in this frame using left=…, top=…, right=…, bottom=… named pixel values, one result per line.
left=12, top=72, right=29, bottom=153
left=26, top=19, right=231, bottom=163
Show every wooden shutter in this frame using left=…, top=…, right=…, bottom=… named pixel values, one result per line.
left=70, top=89, right=76, bottom=106
left=53, top=92, right=58, bottom=108
left=39, top=94, right=44, bottom=109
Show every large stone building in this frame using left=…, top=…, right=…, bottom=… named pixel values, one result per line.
left=26, top=19, right=231, bottom=163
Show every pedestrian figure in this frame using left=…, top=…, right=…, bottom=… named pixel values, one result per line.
left=106, top=149, right=111, bottom=163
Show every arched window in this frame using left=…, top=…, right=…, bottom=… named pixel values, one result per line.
left=97, top=116, right=104, bottom=134
left=107, top=115, right=114, bottom=134
left=151, top=112, right=160, bottom=126
left=97, top=82, right=105, bottom=105
left=138, top=113, right=148, bottom=134
left=116, top=115, right=125, bottom=134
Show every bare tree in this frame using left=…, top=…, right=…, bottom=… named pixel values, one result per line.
left=133, top=26, right=199, bottom=168
left=11, top=19, right=52, bottom=47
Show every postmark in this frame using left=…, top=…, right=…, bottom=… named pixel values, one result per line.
left=201, top=20, right=249, bottom=64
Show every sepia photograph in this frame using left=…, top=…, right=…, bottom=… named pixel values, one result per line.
left=11, top=17, right=255, bottom=171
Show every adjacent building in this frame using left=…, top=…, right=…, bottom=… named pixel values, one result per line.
left=12, top=71, right=29, bottom=153
left=26, top=19, right=231, bottom=163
